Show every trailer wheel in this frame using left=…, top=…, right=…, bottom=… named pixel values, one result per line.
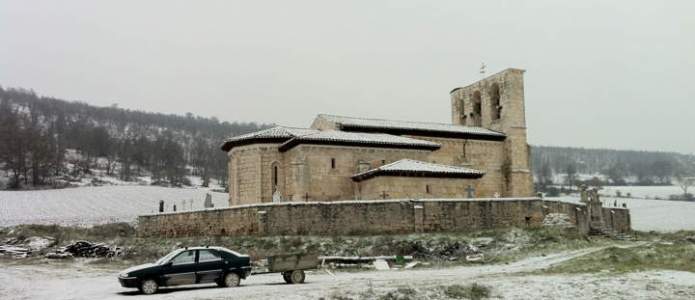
left=289, top=270, right=305, bottom=284
left=282, top=272, right=292, bottom=284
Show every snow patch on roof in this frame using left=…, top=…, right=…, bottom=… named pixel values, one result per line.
left=279, top=130, right=440, bottom=150
left=317, top=114, right=505, bottom=137
left=353, top=159, right=485, bottom=181
left=223, top=126, right=318, bottom=143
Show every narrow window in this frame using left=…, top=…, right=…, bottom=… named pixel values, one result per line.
left=273, top=165, right=278, bottom=186
left=490, top=83, right=501, bottom=120
left=271, top=162, right=279, bottom=193
left=331, top=158, right=336, bottom=169
left=426, top=184, right=431, bottom=194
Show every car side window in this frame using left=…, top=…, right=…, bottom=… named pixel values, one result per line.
left=171, top=250, right=195, bottom=265
left=198, top=250, right=221, bottom=263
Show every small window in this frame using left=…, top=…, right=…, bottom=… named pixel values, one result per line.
left=426, top=184, right=431, bottom=194
left=331, top=158, right=336, bottom=169
left=381, top=160, right=386, bottom=165
left=273, top=165, right=278, bottom=186
left=198, top=250, right=221, bottom=263
left=171, top=250, right=195, bottom=265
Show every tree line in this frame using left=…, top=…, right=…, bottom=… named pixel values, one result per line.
left=532, top=145, right=695, bottom=190
left=0, top=86, right=269, bottom=190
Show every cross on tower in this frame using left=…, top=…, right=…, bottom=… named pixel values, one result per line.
left=381, top=191, right=389, bottom=200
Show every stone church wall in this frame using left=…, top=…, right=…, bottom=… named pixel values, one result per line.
left=137, top=198, right=631, bottom=237
left=271, top=144, right=432, bottom=202
left=356, top=177, right=479, bottom=200
left=408, top=136, right=506, bottom=197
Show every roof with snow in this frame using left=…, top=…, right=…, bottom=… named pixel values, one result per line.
left=221, top=126, right=441, bottom=152
left=316, top=114, right=506, bottom=141
left=278, top=130, right=440, bottom=152
left=352, top=159, right=485, bottom=182
left=221, top=126, right=318, bottom=151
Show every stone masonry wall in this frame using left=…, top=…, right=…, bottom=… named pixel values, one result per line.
left=409, top=136, right=506, bottom=197
left=284, top=145, right=432, bottom=201
left=450, top=68, right=534, bottom=197
left=228, top=140, right=508, bottom=205
left=356, top=176, right=479, bottom=200
left=137, top=198, right=631, bottom=237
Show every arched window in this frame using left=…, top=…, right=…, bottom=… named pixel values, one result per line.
left=490, top=83, right=501, bottom=120
left=459, top=98, right=466, bottom=124
left=472, top=91, right=482, bottom=126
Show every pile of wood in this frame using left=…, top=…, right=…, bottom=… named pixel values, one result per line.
left=46, top=241, right=123, bottom=259
left=0, top=245, right=31, bottom=258
left=64, top=241, right=122, bottom=257
left=0, top=236, right=56, bottom=258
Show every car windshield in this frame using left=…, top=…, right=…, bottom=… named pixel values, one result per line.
left=155, top=250, right=183, bottom=265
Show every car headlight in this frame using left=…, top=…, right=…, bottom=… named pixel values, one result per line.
left=119, top=272, right=129, bottom=278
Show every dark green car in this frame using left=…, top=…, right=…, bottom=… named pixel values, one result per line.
left=118, top=246, right=251, bottom=295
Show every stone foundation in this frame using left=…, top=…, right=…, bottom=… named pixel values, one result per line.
left=137, top=198, right=631, bottom=237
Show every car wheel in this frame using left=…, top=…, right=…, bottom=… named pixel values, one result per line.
left=289, top=270, right=305, bottom=284
left=223, top=273, right=241, bottom=287
left=140, top=279, right=159, bottom=295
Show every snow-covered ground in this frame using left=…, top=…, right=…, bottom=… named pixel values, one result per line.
left=0, top=186, right=228, bottom=227
left=1, top=246, right=694, bottom=299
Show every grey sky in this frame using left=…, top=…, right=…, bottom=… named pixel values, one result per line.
left=1, top=0, right=693, bottom=153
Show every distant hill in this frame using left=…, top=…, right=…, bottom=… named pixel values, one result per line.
left=0, top=86, right=270, bottom=189
left=531, top=145, right=695, bottom=186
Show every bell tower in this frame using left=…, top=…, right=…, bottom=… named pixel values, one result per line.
left=449, top=68, right=533, bottom=197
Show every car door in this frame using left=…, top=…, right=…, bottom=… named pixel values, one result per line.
left=196, top=249, right=224, bottom=283
left=163, top=250, right=197, bottom=286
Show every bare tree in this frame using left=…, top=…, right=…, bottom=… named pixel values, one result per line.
left=564, top=162, right=578, bottom=191
left=675, top=173, right=695, bottom=198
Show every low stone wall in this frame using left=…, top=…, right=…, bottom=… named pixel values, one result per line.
left=136, top=198, right=631, bottom=237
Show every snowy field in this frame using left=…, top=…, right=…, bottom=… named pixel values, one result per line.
left=554, top=194, right=695, bottom=232
left=600, top=185, right=687, bottom=200
left=0, top=186, right=229, bottom=227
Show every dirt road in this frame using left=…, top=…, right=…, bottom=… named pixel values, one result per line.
left=1, top=247, right=694, bottom=300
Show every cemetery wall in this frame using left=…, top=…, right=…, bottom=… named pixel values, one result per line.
left=137, top=198, right=631, bottom=237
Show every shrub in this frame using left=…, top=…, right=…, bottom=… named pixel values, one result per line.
left=443, top=283, right=491, bottom=300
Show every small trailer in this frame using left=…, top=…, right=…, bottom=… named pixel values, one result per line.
left=251, top=253, right=319, bottom=284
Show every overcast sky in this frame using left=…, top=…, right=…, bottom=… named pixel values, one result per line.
left=1, top=1, right=693, bottom=153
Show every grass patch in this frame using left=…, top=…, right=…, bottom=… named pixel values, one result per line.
left=542, top=242, right=695, bottom=274
left=322, top=283, right=491, bottom=300
left=443, top=283, right=491, bottom=299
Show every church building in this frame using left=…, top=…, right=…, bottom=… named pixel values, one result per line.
left=221, top=68, right=534, bottom=206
